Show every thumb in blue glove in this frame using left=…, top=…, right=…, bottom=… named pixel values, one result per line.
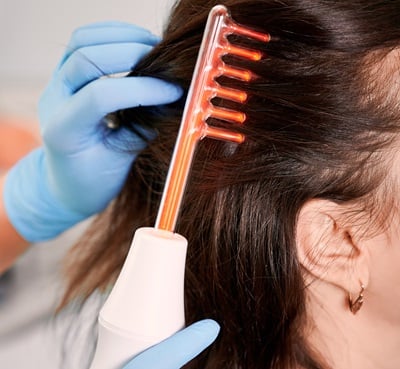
left=4, top=22, right=183, bottom=242
left=122, top=320, right=220, bottom=369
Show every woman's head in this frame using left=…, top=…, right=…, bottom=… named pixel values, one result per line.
left=63, top=1, right=400, bottom=368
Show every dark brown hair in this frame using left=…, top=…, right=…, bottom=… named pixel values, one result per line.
left=61, top=1, right=400, bottom=368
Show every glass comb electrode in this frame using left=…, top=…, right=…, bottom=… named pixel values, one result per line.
left=155, top=4, right=270, bottom=232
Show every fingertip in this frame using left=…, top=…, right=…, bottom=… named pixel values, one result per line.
left=163, top=82, right=184, bottom=102
left=73, top=77, right=184, bottom=123
left=187, top=319, right=221, bottom=345
left=133, top=77, right=183, bottom=98
left=121, top=320, right=220, bottom=369
left=107, top=76, right=184, bottom=106
left=71, top=21, right=153, bottom=33
left=59, top=24, right=161, bottom=68
left=191, top=319, right=221, bottom=335
left=148, top=33, right=161, bottom=45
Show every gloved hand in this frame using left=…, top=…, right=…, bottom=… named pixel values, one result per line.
left=122, top=320, right=220, bottom=369
left=3, top=22, right=182, bottom=242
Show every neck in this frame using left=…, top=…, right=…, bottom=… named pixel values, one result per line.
left=306, top=281, right=400, bottom=369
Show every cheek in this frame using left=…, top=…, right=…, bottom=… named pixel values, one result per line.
left=366, top=215, right=400, bottom=321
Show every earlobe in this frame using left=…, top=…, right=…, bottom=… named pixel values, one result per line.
left=296, top=199, right=370, bottom=296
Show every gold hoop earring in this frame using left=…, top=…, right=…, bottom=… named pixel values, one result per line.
left=348, top=283, right=365, bottom=314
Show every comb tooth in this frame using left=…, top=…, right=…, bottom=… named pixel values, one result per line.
left=204, top=124, right=245, bottom=143
left=229, top=23, right=270, bottom=43
left=226, top=44, right=263, bottom=61
left=220, top=65, right=254, bottom=81
left=214, top=86, right=248, bottom=103
left=209, top=106, right=246, bottom=123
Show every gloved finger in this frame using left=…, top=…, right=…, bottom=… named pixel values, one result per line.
left=77, top=76, right=183, bottom=120
left=72, top=20, right=149, bottom=30
left=41, top=77, right=183, bottom=145
left=123, top=320, right=220, bottom=369
left=101, top=124, right=151, bottom=152
left=59, top=22, right=159, bottom=68
left=58, top=42, right=153, bottom=94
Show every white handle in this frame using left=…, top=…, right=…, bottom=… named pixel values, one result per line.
left=89, top=227, right=188, bottom=369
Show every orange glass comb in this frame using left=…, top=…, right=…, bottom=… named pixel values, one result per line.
left=155, top=4, right=270, bottom=232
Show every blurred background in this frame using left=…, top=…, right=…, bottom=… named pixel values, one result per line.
left=0, top=1, right=172, bottom=367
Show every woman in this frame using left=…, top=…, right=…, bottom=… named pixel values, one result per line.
left=11, top=0, right=400, bottom=368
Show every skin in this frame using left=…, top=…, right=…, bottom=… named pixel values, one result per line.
left=0, top=117, right=39, bottom=273
left=0, top=172, right=29, bottom=273
left=297, top=152, right=400, bottom=369
left=0, top=117, right=40, bottom=168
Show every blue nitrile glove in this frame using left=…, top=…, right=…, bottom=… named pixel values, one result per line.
left=3, top=22, right=182, bottom=242
left=122, top=320, right=220, bottom=369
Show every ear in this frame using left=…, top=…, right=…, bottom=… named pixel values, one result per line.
left=296, top=199, right=370, bottom=296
